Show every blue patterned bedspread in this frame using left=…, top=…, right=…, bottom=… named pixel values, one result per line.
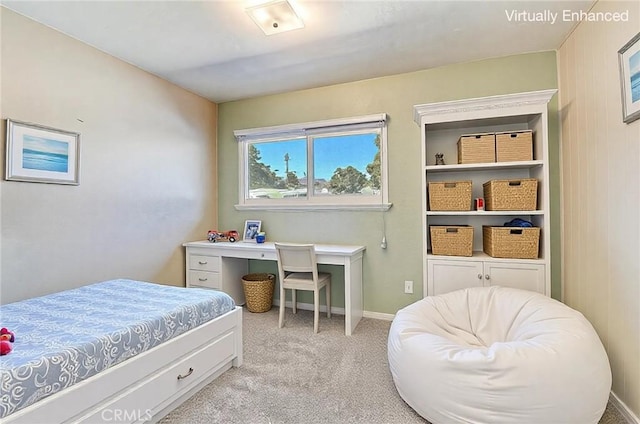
left=0, top=279, right=236, bottom=418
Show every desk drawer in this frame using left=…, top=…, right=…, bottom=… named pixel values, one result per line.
left=242, top=250, right=276, bottom=261
left=189, top=255, right=220, bottom=272
left=188, top=270, right=221, bottom=289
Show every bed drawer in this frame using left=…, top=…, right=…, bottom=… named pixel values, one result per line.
left=189, top=255, right=221, bottom=272
left=188, top=270, right=221, bottom=289
left=76, top=331, right=236, bottom=423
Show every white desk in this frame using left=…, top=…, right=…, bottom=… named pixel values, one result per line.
left=183, top=241, right=366, bottom=336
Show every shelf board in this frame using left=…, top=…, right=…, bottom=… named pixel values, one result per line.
left=427, top=251, right=545, bottom=263
left=425, top=160, right=543, bottom=172
left=426, top=210, right=543, bottom=216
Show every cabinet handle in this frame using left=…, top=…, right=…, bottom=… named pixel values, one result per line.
left=477, top=274, right=482, bottom=280
left=177, top=367, right=194, bottom=380
left=261, top=253, right=265, bottom=258
left=485, top=274, right=490, bottom=280
left=198, top=261, right=208, bottom=265
left=198, top=277, right=208, bottom=282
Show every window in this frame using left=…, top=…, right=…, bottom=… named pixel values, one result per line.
left=235, top=114, right=390, bottom=211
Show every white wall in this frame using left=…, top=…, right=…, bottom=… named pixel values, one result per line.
left=0, top=8, right=218, bottom=303
left=558, top=0, right=640, bottom=418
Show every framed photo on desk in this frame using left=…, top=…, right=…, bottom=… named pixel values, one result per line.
left=243, top=220, right=261, bottom=242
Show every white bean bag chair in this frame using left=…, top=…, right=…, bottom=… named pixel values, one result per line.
left=388, top=286, right=611, bottom=424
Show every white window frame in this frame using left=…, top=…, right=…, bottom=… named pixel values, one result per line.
left=234, top=114, right=391, bottom=211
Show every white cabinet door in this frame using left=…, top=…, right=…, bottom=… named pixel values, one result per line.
left=427, top=259, right=483, bottom=296
left=484, top=262, right=545, bottom=293
left=428, top=259, right=545, bottom=296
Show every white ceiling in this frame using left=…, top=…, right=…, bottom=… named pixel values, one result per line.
left=2, top=0, right=597, bottom=103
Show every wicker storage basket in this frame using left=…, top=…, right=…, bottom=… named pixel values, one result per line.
left=483, top=179, right=538, bottom=211
left=458, top=133, right=496, bottom=164
left=496, top=130, right=533, bottom=162
left=430, top=226, right=474, bottom=256
left=428, top=181, right=472, bottom=211
left=242, top=273, right=275, bottom=313
left=483, top=226, right=540, bottom=259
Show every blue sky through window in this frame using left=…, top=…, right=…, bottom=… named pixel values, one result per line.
left=253, top=133, right=378, bottom=180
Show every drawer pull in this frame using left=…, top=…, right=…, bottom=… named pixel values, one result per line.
left=198, top=277, right=208, bottom=282
left=177, top=367, right=194, bottom=380
left=198, top=261, right=208, bottom=265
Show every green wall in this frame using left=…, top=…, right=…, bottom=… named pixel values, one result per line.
left=218, top=51, right=561, bottom=314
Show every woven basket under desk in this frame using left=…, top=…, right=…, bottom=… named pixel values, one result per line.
left=242, top=273, right=275, bottom=313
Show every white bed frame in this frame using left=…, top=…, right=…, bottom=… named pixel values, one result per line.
left=4, top=306, right=243, bottom=424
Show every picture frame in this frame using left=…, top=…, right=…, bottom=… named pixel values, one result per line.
left=618, top=32, right=640, bottom=124
left=243, top=220, right=262, bottom=242
left=5, top=119, right=80, bottom=185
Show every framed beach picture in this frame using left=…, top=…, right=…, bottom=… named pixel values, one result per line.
left=243, top=220, right=262, bottom=242
left=618, top=32, right=640, bottom=124
left=5, top=119, right=80, bottom=185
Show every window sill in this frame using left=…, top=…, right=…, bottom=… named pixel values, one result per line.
left=234, top=203, right=393, bottom=212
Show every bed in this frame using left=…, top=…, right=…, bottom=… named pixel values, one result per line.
left=0, top=279, right=243, bottom=423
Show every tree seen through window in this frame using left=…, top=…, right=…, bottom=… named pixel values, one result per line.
left=247, top=133, right=380, bottom=198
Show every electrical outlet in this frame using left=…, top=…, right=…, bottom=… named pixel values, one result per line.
left=404, top=280, right=413, bottom=294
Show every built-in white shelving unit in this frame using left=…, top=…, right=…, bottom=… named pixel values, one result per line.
left=413, top=89, right=557, bottom=297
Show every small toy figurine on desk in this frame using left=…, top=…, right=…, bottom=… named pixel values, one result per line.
left=207, top=230, right=239, bottom=243
left=435, top=153, right=445, bottom=165
left=0, top=327, right=15, bottom=355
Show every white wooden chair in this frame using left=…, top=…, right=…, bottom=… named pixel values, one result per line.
left=275, top=243, right=331, bottom=333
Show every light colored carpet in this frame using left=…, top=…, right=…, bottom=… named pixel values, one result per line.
left=160, top=307, right=626, bottom=424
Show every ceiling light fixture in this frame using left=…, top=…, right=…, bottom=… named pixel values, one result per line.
left=246, top=0, right=304, bottom=36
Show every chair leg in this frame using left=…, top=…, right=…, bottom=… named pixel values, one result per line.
left=326, top=281, right=331, bottom=318
left=292, top=289, right=297, bottom=314
left=279, top=286, right=285, bottom=328
left=314, top=289, right=320, bottom=333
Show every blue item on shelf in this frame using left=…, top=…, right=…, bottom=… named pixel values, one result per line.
left=504, top=218, right=533, bottom=227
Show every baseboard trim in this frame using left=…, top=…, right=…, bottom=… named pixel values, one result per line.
left=272, top=300, right=395, bottom=321
left=610, top=391, right=640, bottom=424
left=363, top=310, right=395, bottom=321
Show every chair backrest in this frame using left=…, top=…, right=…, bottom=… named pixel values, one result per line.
left=274, top=243, right=319, bottom=280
